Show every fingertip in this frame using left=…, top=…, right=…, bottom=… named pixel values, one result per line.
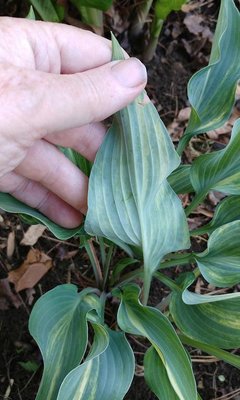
left=111, top=58, right=147, bottom=89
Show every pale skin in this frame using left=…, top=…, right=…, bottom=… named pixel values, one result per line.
left=0, top=17, right=147, bottom=228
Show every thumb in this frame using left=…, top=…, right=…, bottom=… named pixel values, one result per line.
left=1, top=58, right=147, bottom=141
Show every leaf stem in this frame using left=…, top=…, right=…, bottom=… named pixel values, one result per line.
left=154, top=272, right=180, bottom=291
left=103, top=244, right=115, bottom=289
left=143, top=270, right=152, bottom=306
left=98, top=237, right=106, bottom=269
left=185, top=191, right=207, bottom=217
left=84, top=239, right=103, bottom=289
left=118, top=268, right=144, bottom=286
left=130, top=0, right=154, bottom=37
left=159, top=253, right=195, bottom=269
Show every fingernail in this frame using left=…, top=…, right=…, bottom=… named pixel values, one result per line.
left=111, top=58, right=147, bottom=88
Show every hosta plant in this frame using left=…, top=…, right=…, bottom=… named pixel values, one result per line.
left=1, top=0, right=240, bottom=398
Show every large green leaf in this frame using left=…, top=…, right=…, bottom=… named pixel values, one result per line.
left=0, top=193, right=82, bottom=240
left=144, top=346, right=179, bottom=399
left=29, top=285, right=98, bottom=400
left=155, top=0, right=187, bottom=20
left=30, top=0, right=64, bottom=22
left=191, top=195, right=240, bottom=236
left=195, top=221, right=240, bottom=287
left=190, top=118, right=240, bottom=198
left=57, top=327, right=134, bottom=399
left=85, top=35, right=190, bottom=299
left=114, top=284, right=197, bottom=400
left=170, top=289, right=240, bottom=349
left=70, top=0, right=112, bottom=12
left=178, top=0, right=240, bottom=153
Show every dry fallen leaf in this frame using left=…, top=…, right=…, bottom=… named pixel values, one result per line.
left=183, top=14, right=213, bottom=42
left=21, top=224, right=46, bottom=246
left=7, top=231, right=15, bottom=259
left=8, top=249, right=53, bottom=292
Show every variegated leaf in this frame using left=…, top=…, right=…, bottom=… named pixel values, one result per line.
left=178, top=0, right=240, bottom=153
left=85, top=35, right=189, bottom=301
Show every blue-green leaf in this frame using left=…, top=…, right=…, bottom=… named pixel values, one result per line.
left=114, top=284, right=197, bottom=400
left=191, top=195, right=240, bottom=236
left=0, top=193, right=82, bottom=240
left=29, top=285, right=98, bottom=400
left=57, top=327, right=134, bottom=400
left=190, top=119, right=240, bottom=197
left=168, top=165, right=193, bottom=194
left=178, top=0, right=240, bottom=153
left=144, top=346, right=179, bottom=399
left=170, top=289, right=240, bottom=349
left=195, top=221, right=240, bottom=288
left=85, top=35, right=190, bottom=300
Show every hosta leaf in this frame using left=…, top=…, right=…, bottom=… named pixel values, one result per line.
left=170, top=289, right=240, bottom=349
left=85, top=35, right=190, bottom=298
left=70, top=0, right=112, bottom=12
left=168, top=165, right=193, bottom=194
left=181, top=273, right=240, bottom=304
left=30, top=0, right=64, bottom=22
left=57, top=327, right=134, bottom=400
left=195, top=221, right=240, bottom=287
left=155, top=0, right=187, bottom=20
left=0, top=193, right=82, bottom=240
left=61, top=148, right=92, bottom=177
left=114, top=284, right=197, bottom=400
left=191, top=195, right=240, bottom=236
left=179, top=334, right=240, bottom=369
left=27, top=6, right=36, bottom=19
left=183, top=288, right=240, bottom=304
left=29, top=285, right=99, bottom=400
left=178, top=0, right=240, bottom=153
left=144, top=346, right=179, bottom=399
left=110, top=258, right=139, bottom=284
left=190, top=118, right=240, bottom=196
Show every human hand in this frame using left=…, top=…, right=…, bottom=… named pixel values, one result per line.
left=0, top=17, right=147, bottom=228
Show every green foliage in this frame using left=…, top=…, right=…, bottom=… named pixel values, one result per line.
left=170, top=290, right=240, bottom=349
left=57, top=328, right=134, bottom=400
left=155, top=0, right=187, bottom=20
left=2, top=1, right=240, bottom=398
left=114, top=284, right=197, bottom=400
left=191, top=195, right=240, bottom=235
left=30, top=0, right=64, bottom=22
left=85, top=34, right=190, bottom=302
left=195, top=221, right=240, bottom=287
left=70, top=0, right=113, bottom=12
left=144, top=346, right=180, bottom=399
left=0, top=193, right=82, bottom=240
left=178, top=0, right=240, bottom=153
